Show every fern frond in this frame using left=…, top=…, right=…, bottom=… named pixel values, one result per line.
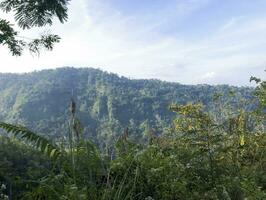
left=0, top=122, right=62, bottom=159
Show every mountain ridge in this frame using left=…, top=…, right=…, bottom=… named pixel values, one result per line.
left=0, top=67, right=255, bottom=87
left=0, top=67, right=254, bottom=144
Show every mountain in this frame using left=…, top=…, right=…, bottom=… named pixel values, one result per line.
left=0, top=67, right=254, bottom=145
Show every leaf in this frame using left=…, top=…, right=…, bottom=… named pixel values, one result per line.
left=0, top=122, right=63, bottom=159
left=239, top=135, right=245, bottom=146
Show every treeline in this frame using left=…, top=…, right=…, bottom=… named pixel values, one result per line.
left=0, top=74, right=265, bottom=199
left=0, top=68, right=254, bottom=147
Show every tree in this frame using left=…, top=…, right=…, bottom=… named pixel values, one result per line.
left=250, top=72, right=266, bottom=112
left=0, top=0, right=70, bottom=56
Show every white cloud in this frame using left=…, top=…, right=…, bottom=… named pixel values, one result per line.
left=0, top=0, right=265, bottom=85
left=219, top=17, right=244, bottom=31
left=200, top=72, right=216, bottom=80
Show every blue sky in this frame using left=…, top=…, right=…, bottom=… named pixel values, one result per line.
left=0, top=0, right=265, bottom=85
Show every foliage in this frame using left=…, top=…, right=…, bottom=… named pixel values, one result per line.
left=0, top=183, right=8, bottom=200
left=0, top=0, right=69, bottom=55
left=0, top=122, right=62, bottom=159
left=0, top=72, right=264, bottom=199
left=250, top=73, right=266, bottom=112
left=0, top=136, right=51, bottom=199
left=0, top=68, right=254, bottom=149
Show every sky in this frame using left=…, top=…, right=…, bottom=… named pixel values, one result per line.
left=0, top=0, right=266, bottom=85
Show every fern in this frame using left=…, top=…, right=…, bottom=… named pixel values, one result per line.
left=0, top=122, right=62, bottom=159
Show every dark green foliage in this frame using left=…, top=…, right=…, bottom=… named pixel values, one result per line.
left=250, top=73, right=266, bottom=111
left=28, top=34, right=61, bottom=56
left=0, top=19, right=25, bottom=56
left=0, top=136, right=51, bottom=200
left=0, top=68, right=254, bottom=148
left=0, top=70, right=264, bottom=199
left=0, top=122, right=62, bottom=159
left=0, top=183, right=8, bottom=200
left=0, top=0, right=69, bottom=29
left=0, top=96, right=264, bottom=199
left=0, top=0, right=69, bottom=55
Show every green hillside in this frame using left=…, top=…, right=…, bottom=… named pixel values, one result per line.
left=0, top=67, right=254, bottom=145
left=0, top=68, right=265, bottom=200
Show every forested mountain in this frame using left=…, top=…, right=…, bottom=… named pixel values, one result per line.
left=0, top=67, right=254, bottom=145
left=0, top=68, right=265, bottom=200
left=1, top=0, right=266, bottom=198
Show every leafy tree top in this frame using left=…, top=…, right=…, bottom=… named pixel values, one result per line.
left=0, top=0, right=70, bottom=56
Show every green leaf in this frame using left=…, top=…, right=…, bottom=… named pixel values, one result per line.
left=0, top=122, right=63, bottom=159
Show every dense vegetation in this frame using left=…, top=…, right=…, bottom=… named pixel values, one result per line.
left=0, top=68, right=265, bottom=199
left=0, top=0, right=69, bottom=56
left=0, top=68, right=254, bottom=147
